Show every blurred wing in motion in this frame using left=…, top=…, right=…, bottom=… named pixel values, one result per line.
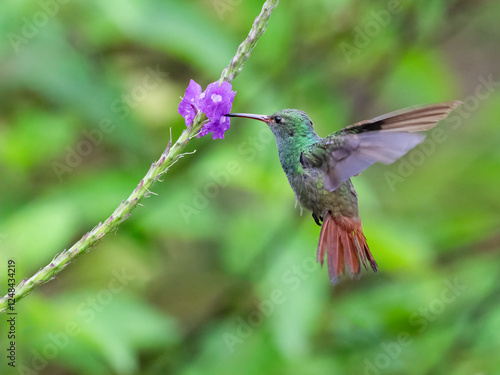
left=301, top=101, right=461, bottom=191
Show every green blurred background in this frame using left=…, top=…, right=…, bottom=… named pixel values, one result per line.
left=1, top=0, right=500, bottom=374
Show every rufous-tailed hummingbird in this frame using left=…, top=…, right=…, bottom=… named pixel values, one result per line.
left=227, top=101, right=461, bottom=284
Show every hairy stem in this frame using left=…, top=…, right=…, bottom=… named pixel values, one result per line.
left=0, top=0, right=279, bottom=314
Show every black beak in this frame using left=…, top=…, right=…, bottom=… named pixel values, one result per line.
left=225, top=113, right=271, bottom=124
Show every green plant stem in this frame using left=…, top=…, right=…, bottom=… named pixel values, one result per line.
left=0, top=0, right=279, bottom=314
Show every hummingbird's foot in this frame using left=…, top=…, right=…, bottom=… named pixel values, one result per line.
left=312, top=213, right=322, bottom=226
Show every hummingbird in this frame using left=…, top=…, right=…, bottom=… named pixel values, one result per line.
left=226, top=101, right=461, bottom=284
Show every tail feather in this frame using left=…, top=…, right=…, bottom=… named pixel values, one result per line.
left=317, top=214, right=377, bottom=284
left=352, top=235, right=367, bottom=270
left=332, top=224, right=343, bottom=282
left=325, top=218, right=339, bottom=282
left=317, top=218, right=329, bottom=265
left=355, top=230, right=378, bottom=272
left=342, top=230, right=360, bottom=277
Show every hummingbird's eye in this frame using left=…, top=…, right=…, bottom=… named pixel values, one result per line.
left=275, top=116, right=282, bottom=124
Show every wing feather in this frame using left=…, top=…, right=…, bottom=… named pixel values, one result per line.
left=301, top=101, right=461, bottom=191
left=344, top=101, right=462, bottom=133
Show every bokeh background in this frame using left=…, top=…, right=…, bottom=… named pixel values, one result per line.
left=1, top=0, right=500, bottom=374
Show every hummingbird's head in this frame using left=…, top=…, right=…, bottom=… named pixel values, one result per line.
left=226, top=109, right=317, bottom=140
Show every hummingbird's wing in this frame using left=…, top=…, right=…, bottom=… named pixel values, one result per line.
left=344, top=101, right=461, bottom=132
left=300, top=101, right=461, bottom=191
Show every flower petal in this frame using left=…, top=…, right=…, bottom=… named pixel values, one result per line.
left=178, top=79, right=202, bottom=127
left=180, top=79, right=236, bottom=139
left=198, top=81, right=236, bottom=139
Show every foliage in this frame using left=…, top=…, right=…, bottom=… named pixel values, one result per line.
left=1, top=0, right=500, bottom=374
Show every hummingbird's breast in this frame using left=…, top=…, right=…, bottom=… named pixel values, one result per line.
left=280, top=147, right=360, bottom=219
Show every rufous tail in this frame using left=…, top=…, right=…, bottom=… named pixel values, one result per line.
left=317, top=214, right=378, bottom=284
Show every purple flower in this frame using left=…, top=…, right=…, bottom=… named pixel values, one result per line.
left=178, top=79, right=236, bottom=140
left=200, top=81, right=235, bottom=120
left=197, top=114, right=231, bottom=140
left=178, top=79, right=202, bottom=127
